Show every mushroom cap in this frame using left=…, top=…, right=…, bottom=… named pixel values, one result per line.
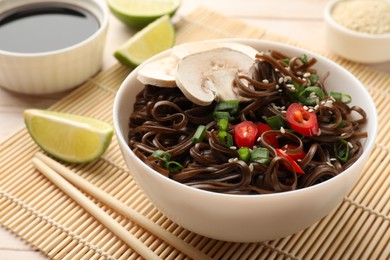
left=172, top=42, right=258, bottom=60
left=137, top=56, right=178, bottom=87
left=175, top=47, right=254, bottom=106
left=136, top=42, right=258, bottom=89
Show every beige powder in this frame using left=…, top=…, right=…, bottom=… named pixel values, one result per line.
left=332, top=0, right=390, bottom=35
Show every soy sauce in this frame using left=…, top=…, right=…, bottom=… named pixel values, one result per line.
left=0, top=3, right=99, bottom=53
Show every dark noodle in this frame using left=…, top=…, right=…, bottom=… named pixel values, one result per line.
left=127, top=50, right=368, bottom=194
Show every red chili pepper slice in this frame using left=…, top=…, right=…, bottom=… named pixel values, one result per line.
left=234, top=121, right=258, bottom=148
left=256, top=123, right=279, bottom=147
left=275, top=148, right=305, bottom=174
left=286, top=103, right=319, bottom=136
left=281, top=144, right=306, bottom=161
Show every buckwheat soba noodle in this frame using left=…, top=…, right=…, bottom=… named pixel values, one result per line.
left=128, top=50, right=368, bottom=195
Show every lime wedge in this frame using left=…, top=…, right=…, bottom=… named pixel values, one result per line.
left=114, top=15, right=175, bottom=67
left=108, top=0, right=181, bottom=29
left=24, top=109, right=113, bottom=163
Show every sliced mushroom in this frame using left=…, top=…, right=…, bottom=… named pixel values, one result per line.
left=172, top=42, right=258, bottom=60
left=175, top=47, right=254, bottom=106
left=136, top=42, right=258, bottom=88
left=137, top=56, right=178, bottom=87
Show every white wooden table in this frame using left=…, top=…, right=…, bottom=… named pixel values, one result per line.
left=0, top=0, right=389, bottom=258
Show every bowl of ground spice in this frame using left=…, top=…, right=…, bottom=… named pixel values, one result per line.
left=324, top=0, right=390, bottom=63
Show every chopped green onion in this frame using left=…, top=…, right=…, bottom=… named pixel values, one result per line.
left=301, top=54, right=308, bottom=64
left=238, top=147, right=251, bottom=162
left=265, top=115, right=284, bottom=130
left=299, top=86, right=325, bottom=105
left=309, top=74, right=319, bottom=84
left=151, top=150, right=171, bottom=162
left=192, top=125, right=206, bottom=143
left=151, top=150, right=183, bottom=172
left=283, top=58, right=290, bottom=65
left=218, top=131, right=233, bottom=147
left=213, top=111, right=231, bottom=121
left=334, top=139, right=350, bottom=162
left=214, top=100, right=240, bottom=115
left=166, top=161, right=184, bottom=173
left=329, top=91, right=352, bottom=104
left=217, top=118, right=229, bottom=131
left=251, top=147, right=270, bottom=164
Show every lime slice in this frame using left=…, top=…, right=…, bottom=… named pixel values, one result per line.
left=24, top=109, right=113, bottom=163
left=114, top=15, right=175, bottom=67
left=108, top=0, right=181, bottom=29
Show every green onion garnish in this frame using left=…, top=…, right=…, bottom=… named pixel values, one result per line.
left=309, top=74, right=319, bottom=84
left=283, top=58, right=290, bottom=65
left=265, top=115, right=284, bottom=130
left=238, top=147, right=251, bottom=162
left=299, top=86, right=325, bottom=105
left=329, top=91, right=352, bottom=104
left=217, top=118, right=229, bottom=131
left=213, top=111, right=231, bottom=121
left=151, top=150, right=171, bottom=162
left=251, top=147, right=270, bottom=164
left=215, top=100, right=240, bottom=115
left=166, top=161, right=184, bottom=173
left=192, top=125, right=206, bottom=143
left=301, top=54, right=308, bottom=64
left=218, top=131, right=233, bottom=147
left=334, top=139, right=350, bottom=162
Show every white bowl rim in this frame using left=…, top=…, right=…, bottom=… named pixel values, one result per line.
left=113, top=38, right=378, bottom=200
left=324, top=0, right=390, bottom=39
left=0, top=0, right=109, bottom=57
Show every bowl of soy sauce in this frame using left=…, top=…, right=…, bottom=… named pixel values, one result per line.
left=0, top=0, right=109, bottom=94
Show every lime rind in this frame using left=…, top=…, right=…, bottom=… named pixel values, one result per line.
left=108, top=0, right=181, bottom=29
left=114, top=15, right=175, bottom=67
left=24, top=109, right=114, bottom=163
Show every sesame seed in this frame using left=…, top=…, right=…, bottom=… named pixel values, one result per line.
left=303, top=72, right=311, bottom=78
left=308, top=108, right=314, bottom=113
left=303, top=105, right=309, bottom=110
left=314, top=105, right=319, bottom=110
left=326, top=162, right=333, bottom=167
left=262, top=79, right=269, bottom=84
left=348, top=142, right=353, bottom=148
left=284, top=76, right=292, bottom=82
left=230, top=146, right=237, bottom=150
left=330, top=158, right=337, bottom=162
left=280, top=126, right=286, bottom=134
left=317, top=128, right=322, bottom=136
left=276, top=85, right=280, bottom=89
left=249, top=163, right=254, bottom=172
left=257, top=137, right=261, bottom=142
left=296, top=71, right=303, bottom=76
left=278, top=77, right=284, bottom=84
left=278, top=89, right=283, bottom=92
left=330, top=96, right=336, bottom=102
left=341, top=133, right=348, bottom=136
left=275, top=68, right=279, bottom=72
left=234, top=157, right=239, bottom=162
left=228, top=158, right=234, bottom=163
left=286, top=84, right=294, bottom=88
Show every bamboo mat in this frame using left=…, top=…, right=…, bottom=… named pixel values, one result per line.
left=0, top=7, right=389, bottom=260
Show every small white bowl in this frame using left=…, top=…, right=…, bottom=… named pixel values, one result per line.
left=0, top=0, right=109, bottom=94
left=113, top=39, right=377, bottom=242
left=324, top=0, right=390, bottom=63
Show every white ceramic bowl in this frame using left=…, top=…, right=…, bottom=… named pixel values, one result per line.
left=113, top=39, right=377, bottom=242
left=324, top=0, right=390, bottom=63
left=0, top=0, right=109, bottom=94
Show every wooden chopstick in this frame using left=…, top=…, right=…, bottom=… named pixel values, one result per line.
left=34, top=152, right=210, bottom=260
left=32, top=156, right=160, bottom=259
